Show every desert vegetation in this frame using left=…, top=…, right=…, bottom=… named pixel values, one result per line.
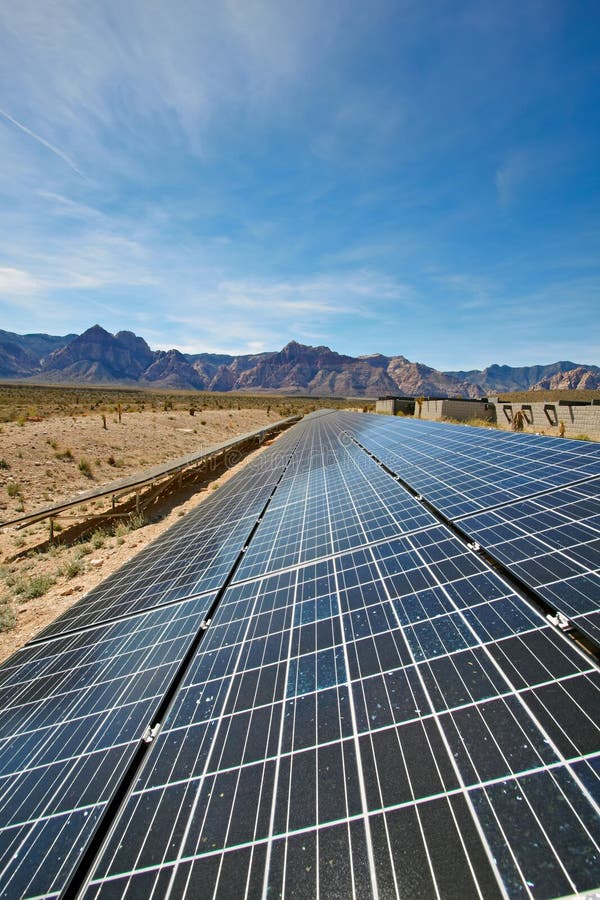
left=0, top=382, right=372, bottom=424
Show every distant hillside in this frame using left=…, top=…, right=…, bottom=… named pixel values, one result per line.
left=446, top=361, right=600, bottom=393
left=531, top=366, right=600, bottom=391
left=0, top=329, right=76, bottom=378
left=2, top=324, right=598, bottom=398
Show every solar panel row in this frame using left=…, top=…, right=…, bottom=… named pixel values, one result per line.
left=337, top=413, right=600, bottom=646
left=0, top=410, right=598, bottom=899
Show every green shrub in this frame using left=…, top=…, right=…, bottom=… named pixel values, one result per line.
left=0, top=598, right=16, bottom=632
left=63, top=559, right=83, bottom=579
left=78, top=458, right=93, bottom=478
left=7, top=482, right=21, bottom=498
left=74, top=544, right=92, bottom=559
left=90, top=530, right=106, bottom=549
left=0, top=458, right=9, bottom=469
left=14, top=574, right=55, bottom=600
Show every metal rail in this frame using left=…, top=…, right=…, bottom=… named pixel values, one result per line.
left=0, top=416, right=300, bottom=531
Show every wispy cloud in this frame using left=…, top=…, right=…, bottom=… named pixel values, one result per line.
left=495, top=151, right=531, bottom=208
left=218, top=271, right=413, bottom=316
left=434, top=272, right=496, bottom=310
left=0, top=107, right=84, bottom=177
left=0, top=266, right=41, bottom=294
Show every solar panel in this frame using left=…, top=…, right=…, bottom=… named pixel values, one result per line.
left=458, top=480, right=600, bottom=643
left=0, top=593, right=217, bottom=899
left=80, top=526, right=599, bottom=899
left=338, top=412, right=600, bottom=518
left=334, top=414, right=600, bottom=640
left=0, top=410, right=598, bottom=899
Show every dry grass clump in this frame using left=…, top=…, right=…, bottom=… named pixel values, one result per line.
left=13, top=573, right=55, bottom=601
left=78, top=458, right=93, bottom=478
left=440, top=417, right=498, bottom=429
left=0, top=597, right=16, bottom=633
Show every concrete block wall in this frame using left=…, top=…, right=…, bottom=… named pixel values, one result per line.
left=488, top=399, right=600, bottom=440
left=417, top=399, right=444, bottom=420
left=375, top=398, right=416, bottom=415
left=417, top=399, right=493, bottom=422
left=375, top=399, right=397, bottom=415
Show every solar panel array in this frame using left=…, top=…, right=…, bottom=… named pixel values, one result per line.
left=0, top=411, right=598, bottom=899
left=338, top=412, right=600, bottom=645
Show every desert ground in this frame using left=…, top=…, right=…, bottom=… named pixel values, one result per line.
left=0, top=386, right=340, bottom=663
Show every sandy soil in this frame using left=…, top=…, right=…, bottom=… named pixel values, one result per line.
left=0, top=407, right=283, bottom=663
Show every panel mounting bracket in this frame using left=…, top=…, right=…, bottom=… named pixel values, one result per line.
left=142, top=723, right=161, bottom=744
left=546, top=611, right=572, bottom=632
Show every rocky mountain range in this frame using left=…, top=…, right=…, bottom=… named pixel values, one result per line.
left=0, top=324, right=597, bottom=397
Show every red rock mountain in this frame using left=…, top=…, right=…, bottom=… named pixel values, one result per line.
left=531, top=367, right=600, bottom=391
left=2, top=325, right=597, bottom=397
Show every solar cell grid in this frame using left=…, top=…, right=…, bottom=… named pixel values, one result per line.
left=0, top=409, right=598, bottom=900
left=338, top=412, right=600, bottom=518
left=0, top=593, right=217, bottom=899
left=235, top=422, right=438, bottom=584
left=80, top=498, right=600, bottom=898
left=458, top=481, right=600, bottom=641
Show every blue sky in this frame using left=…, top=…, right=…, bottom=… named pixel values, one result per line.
left=0, top=0, right=598, bottom=370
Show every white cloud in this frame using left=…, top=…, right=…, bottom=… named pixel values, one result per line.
left=217, top=271, right=413, bottom=315
left=495, top=151, right=530, bottom=207
left=0, top=266, right=40, bottom=293
left=155, top=269, right=414, bottom=354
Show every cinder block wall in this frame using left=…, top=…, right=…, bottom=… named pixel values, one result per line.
left=488, top=400, right=600, bottom=440
left=375, top=399, right=397, bottom=415
left=375, top=398, right=416, bottom=415
left=417, top=399, right=492, bottom=421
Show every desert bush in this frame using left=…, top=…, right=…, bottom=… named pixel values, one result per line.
left=55, top=448, right=73, bottom=461
left=0, top=458, right=9, bottom=469
left=14, top=574, right=55, bottom=600
left=78, top=458, right=93, bottom=478
left=74, top=544, right=92, bottom=559
left=0, top=598, right=16, bottom=632
left=7, top=482, right=21, bottom=498
left=128, top=511, right=146, bottom=530
left=62, top=559, right=83, bottom=579
left=90, top=530, right=106, bottom=549
left=113, top=521, right=129, bottom=539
